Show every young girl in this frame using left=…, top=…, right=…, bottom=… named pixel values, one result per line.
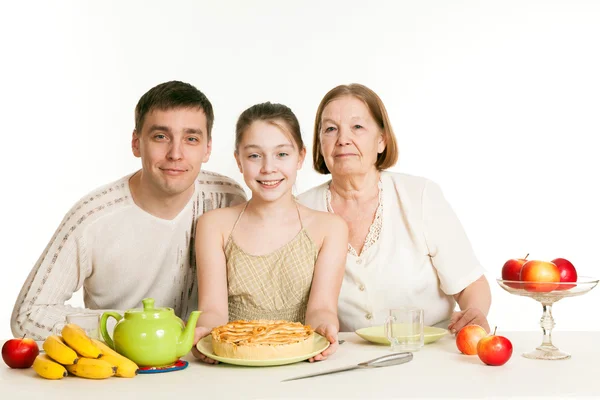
left=193, top=102, right=348, bottom=363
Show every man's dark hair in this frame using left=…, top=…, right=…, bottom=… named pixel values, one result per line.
left=134, top=81, right=214, bottom=139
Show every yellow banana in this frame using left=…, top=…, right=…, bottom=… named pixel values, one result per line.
left=98, top=354, right=139, bottom=378
left=61, top=324, right=102, bottom=358
left=65, top=357, right=116, bottom=379
left=33, top=355, right=68, bottom=380
left=43, top=335, right=79, bottom=365
left=92, top=339, right=139, bottom=378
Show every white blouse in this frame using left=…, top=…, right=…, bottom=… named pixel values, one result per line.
left=297, top=171, right=485, bottom=332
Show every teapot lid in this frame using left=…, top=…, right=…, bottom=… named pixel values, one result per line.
left=124, top=298, right=174, bottom=319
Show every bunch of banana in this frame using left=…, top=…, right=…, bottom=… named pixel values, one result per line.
left=33, top=323, right=138, bottom=380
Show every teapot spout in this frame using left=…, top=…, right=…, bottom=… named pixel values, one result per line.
left=176, top=310, right=201, bottom=358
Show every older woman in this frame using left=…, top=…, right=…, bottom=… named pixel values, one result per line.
left=297, top=84, right=491, bottom=334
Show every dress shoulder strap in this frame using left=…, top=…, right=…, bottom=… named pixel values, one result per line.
left=294, top=200, right=304, bottom=230
left=230, top=201, right=249, bottom=237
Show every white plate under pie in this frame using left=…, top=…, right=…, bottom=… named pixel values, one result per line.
left=196, top=333, right=330, bottom=367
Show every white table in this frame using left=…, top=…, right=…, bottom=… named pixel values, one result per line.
left=1, top=331, right=598, bottom=399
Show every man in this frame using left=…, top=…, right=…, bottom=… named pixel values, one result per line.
left=11, top=81, right=246, bottom=340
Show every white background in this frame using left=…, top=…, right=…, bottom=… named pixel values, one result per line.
left=1, top=0, right=599, bottom=340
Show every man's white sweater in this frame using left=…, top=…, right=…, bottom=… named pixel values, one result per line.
left=11, top=170, right=246, bottom=340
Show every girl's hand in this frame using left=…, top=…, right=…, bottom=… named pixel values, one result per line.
left=308, top=324, right=339, bottom=362
left=191, top=326, right=219, bottom=364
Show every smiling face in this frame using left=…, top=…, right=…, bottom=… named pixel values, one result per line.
left=319, top=95, right=386, bottom=178
left=235, top=120, right=305, bottom=202
left=132, top=107, right=211, bottom=198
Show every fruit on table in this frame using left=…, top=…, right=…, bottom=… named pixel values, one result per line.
left=2, top=337, right=39, bottom=369
left=551, top=257, right=578, bottom=290
left=501, top=254, right=529, bottom=288
left=32, top=354, right=68, bottom=380
left=456, top=325, right=488, bottom=355
left=61, top=324, right=102, bottom=358
left=98, top=354, right=138, bottom=378
left=477, top=327, right=513, bottom=366
left=31, top=323, right=138, bottom=380
left=43, top=335, right=79, bottom=365
left=92, top=339, right=139, bottom=378
left=65, top=357, right=116, bottom=379
left=520, top=260, right=560, bottom=292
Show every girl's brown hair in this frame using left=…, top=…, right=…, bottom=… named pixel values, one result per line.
left=235, top=102, right=304, bottom=152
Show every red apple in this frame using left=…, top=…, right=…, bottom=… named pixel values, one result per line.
left=551, top=258, right=577, bottom=290
left=456, top=324, right=488, bottom=355
left=501, top=253, right=529, bottom=288
left=477, top=327, right=513, bottom=366
left=520, top=260, right=560, bottom=292
left=2, top=337, right=39, bottom=369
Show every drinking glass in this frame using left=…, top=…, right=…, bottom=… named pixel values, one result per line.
left=384, top=307, right=424, bottom=352
left=52, top=313, right=101, bottom=340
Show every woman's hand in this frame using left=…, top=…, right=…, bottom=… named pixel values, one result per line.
left=191, top=326, right=219, bottom=364
left=308, top=323, right=339, bottom=362
left=451, top=275, right=492, bottom=334
left=448, top=308, right=490, bottom=334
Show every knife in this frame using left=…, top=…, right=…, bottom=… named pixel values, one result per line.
left=281, top=352, right=413, bottom=382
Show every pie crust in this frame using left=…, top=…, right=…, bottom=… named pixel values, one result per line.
left=211, top=320, right=315, bottom=360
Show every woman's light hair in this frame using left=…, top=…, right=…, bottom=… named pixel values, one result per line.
left=312, top=83, right=398, bottom=175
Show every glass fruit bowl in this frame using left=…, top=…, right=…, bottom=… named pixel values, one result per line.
left=497, top=277, right=598, bottom=360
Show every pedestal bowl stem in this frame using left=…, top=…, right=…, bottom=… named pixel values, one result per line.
left=523, top=302, right=570, bottom=360
left=539, top=303, right=556, bottom=350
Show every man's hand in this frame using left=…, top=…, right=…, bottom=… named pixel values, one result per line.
left=308, top=324, right=338, bottom=362
left=191, top=326, right=219, bottom=364
left=448, top=308, right=490, bottom=334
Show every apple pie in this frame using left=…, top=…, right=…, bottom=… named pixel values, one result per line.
left=211, top=320, right=315, bottom=360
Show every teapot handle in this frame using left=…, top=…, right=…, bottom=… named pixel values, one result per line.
left=100, top=311, right=123, bottom=350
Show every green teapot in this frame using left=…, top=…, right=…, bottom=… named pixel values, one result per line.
left=100, top=298, right=201, bottom=367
